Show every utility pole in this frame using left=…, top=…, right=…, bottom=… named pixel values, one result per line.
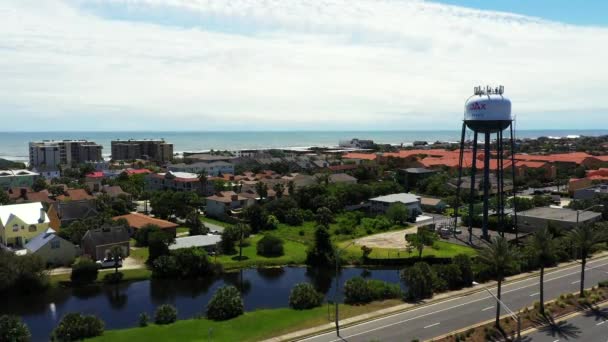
left=333, top=241, right=354, bottom=337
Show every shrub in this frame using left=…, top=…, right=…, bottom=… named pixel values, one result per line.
left=285, top=208, right=304, bottom=226
left=257, top=235, right=285, bottom=257
left=70, top=257, right=98, bottom=286
left=154, top=304, right=177, bottom=325
left=432, top=264, right=462, bottom=291
left=138, top=313, right=149, bottom=327
left=453, top=254, right=474, bottom=287
left=401, top=262, right=436, bottom=301
left=102, top=272, right=124, bottom=284
left=0, top=315, right=31, bottom=342
left=151, top=255, right=180, bottom=278
left=344, top=277, right=402, bottom=304
left=51, top=313, right=104, bottom=341
left=289, top=283, right=323, bottom=310
left=152, top=248, right=220, bottom=279
left=206, top=286, right=244, bottom=320
left=266, top=215, right=280, bottom=230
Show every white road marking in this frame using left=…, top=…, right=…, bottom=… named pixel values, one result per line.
left=552, top=339, right=559, bottom=342
left=301, top=259, right=608, bottom=342
left=529, top=292, right=540, bottom=297
left=424, top=323, right=440, bottom=329
left=597, top=321, right=606, bottom=326
left=571, top=280, right=580, bottom=284
left=482, top=306, right=494, bottom=311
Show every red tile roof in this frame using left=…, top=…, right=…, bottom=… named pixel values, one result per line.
left=513, top=152, right=597, bottom=164
left=86, top=171, right=104, bottom=179
left=113, top=212, right=178, bottom=230
left=125, top=168, right=151, bottom=175
left=343, top=153, right=377, bottom=161
left=56, top=189, right=95, bottom=201
left=328, top=164, right=358, bottom=171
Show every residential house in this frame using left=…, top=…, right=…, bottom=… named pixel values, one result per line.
left=419, top=196, right=447, bottom=213
left=85, top=171, right=104, bottom=192
left=7, top=188, right=55, bottom=206
left=169, top=234, right=222, bottom=252
left=168, top=161, right=235, bottom=176
left=573, top=184, right=608, bottom=200
left=314, top=173, right=358, bottom=185
left=205, top=191, right=253, bottom=218
left=0, top=202, right=50, bottom=248
left=81, top=226, right=130, bottom=261
left=145, top=171, right=204, bottom=193
left=32, top=167, right=60, bottom=180
left=397, top=167, right=438, bottom=189
left=113, top=212, right=178, bottom=237
left=369, top=193, right=422, bottom=218
left=98, top=185, right=130, bottom=199
left=47, top=200, right=99, bottom=229
left=24, top=228, right=77, bottom=266
left=0, top=170, right=40, bottom=190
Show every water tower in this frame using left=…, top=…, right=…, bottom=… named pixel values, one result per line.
left=453, top=86, right=518, bottom=242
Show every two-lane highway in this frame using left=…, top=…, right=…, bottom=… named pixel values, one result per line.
left=301, top=257, right=608, bottom=342
left=523, top=303, right=608, bottom=341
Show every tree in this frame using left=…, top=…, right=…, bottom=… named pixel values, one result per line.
left=70, top=257, right=98, bottom=286
left=285, top=208, right=304, bottom=226
left=289, top=283, right=323, bottom=309
left=453, top=254, right=474, bottom=288
left=272, top=183, right=285, bottom=198
left=242, top=204, right=267, bottom=233
left=59, top=220, right=89, bottom=245
left=186, top=211, right=208, bottom=236
left=405, top=229, right=438, bottom=259
left=265, top=215, right=279, bottom=230
left=206, top=286, right=244, bottom=320
left=386, top=203, right=410, bottom=225
left=315, top=207, right=333, bottom=227
left=305, top=225, right=334, bottom=267
left=257, top=235, right=284, bottom=257
left=0, top=315, right=30, bottom=342
left=32, top=177, right=48, bottom=192
left=476, top=236, right=519, bottom=327
left=287, top=180, right=296, bottom=196
left=133, top=224, right=161, bottom=247
left=147, top=231, right=175, bottom=264
left=51, top=313, right=104, bottom=341
left=401, top=262, right=435, bottom=301
left=568, top=225, right=607, bottom=297
left=526, top=227, right=556, bottom=314
left=255, top=182, right=268, bottom=200
left=0, top=190, right=10, bottom=205
left=109, top=245, right=124, bottom=275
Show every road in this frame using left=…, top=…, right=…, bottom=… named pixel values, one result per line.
left=523, top=303, right=608, bottom=342
left=301, top=257, right=608, bottom=342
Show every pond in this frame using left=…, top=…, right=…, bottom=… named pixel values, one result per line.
left=2, top=267, right=405, bottom=341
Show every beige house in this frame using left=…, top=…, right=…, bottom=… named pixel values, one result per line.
left=24, top=228, right=77, bottom=266
left=0, top=202, right=50, bottom=248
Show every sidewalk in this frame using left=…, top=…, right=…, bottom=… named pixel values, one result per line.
left=262, top=251, right=608, bottom=342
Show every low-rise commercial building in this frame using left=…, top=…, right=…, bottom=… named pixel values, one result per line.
left=369, top=193, right=422, bottom=217
left=573, top=184, right=608, bottom=200
left=517, top=207, right=602, bottom=232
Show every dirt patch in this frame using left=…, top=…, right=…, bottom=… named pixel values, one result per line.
left=353, top=227, right=418, bottom=249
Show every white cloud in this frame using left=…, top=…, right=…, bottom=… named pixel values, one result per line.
left=1, top=0, right=607, bottom=130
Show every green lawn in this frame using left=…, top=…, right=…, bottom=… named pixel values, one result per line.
left=88, top=300, right=402, bottom=342
left=130, top=247, right=149, bottom=263
left=340, top=240, right=477, bottom=262
left=200, top=216, right=232, bottom=228
left=216, top=234, right=308, bottom=270
left=176, top=227, right=189, bottom=234
left=50, top=268, right=151, bottom=286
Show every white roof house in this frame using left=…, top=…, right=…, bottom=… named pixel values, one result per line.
left=369, top=193, right=421, bottom=204
left=0, top=202, right=50, bottom=226
left=169, top=234, right=222, bottom=250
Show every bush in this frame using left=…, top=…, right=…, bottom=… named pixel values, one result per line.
left=152, top=248, right=220, bottom=279
left=154, top=304, right=177, bottom=325
left=453, top=254, right=474, bottom=287
left=133, top=224, right=161, bottom=247
left=70, top=257, right=99, bottom=286
left=147, top=230, right=174, bottom=263
left=344, top=277, right=402, bottom=304
left=0, top=315, right=31, bottom=342
left=206, top=286, right=244, bottom=320
left=432, top=264, right=462, bottom=291
left=151, top=255, right=179, bottom=278
left=138, top=313, right=149, bottom=327
left=102, top=272, right=124, bottom=284
left=0, top=251, right=48, bottom=294
left=401, top=262, right=436, bottom=301
left=289, top=283, right=323, bottom=310
left=51, top=313, right=104, bottom=341
left=256, top=235, right=285, bottom=257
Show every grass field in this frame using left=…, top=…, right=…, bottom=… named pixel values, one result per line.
left=88, top=299, right=402, bottom=342
left=216, top=234, right=308, bottom=270
left=49, top=268, right=152, bottom=286
left=200, top=216, right=232, bottom=228
left=340, top=240, right=477, bottom=262
left=176, top=227, right=189, bottom=234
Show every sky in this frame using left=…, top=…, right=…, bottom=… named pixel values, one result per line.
left=1, top=0, right=608, bottom=131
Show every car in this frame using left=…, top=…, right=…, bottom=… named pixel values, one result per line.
left=96, top=258, right=122, bottom=269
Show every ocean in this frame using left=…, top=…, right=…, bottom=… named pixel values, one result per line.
left=1, top=130, right=608, bottom=162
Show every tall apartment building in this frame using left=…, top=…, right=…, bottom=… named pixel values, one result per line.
left=29, top=140, right=103, bottom=168
left=111, top=139, right=173, bottom=162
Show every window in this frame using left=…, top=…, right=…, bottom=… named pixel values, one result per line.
left=51, top=240, right=60, bottom=249
left=29, top=225, right=37, bottom=232
left=12, top=224, right=19, bottom=232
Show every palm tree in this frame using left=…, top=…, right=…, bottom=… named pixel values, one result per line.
left=273, top=183, right=285, bottom=198
left=568, top=225, right=606, bottom=297
left=526, top=227, right=556, bottom=314
left=109, top=245, right=124, bottom=275
left=198, top=170, right=208, bottom=194
left=476, top=236, right=519, bottom=327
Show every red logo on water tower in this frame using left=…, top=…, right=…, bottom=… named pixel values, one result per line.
left=468, top=102, right=486, bottom=110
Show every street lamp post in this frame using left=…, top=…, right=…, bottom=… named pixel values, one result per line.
left=334, top=241, right=355, bottom=337
left=480, top=285, right=521, bottom=340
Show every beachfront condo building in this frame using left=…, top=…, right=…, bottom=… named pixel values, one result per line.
left=111, top=139, right=173, bottom=162
left=29, top=140, right=103, bottom=168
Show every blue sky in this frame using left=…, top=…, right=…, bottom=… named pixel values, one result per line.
left=434, top=0, right=608, bottom=26
left=1, top=0, right=607, bottom=131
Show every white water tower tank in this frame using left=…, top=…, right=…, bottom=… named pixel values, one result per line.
left=464, top=89, right=512, bottom=133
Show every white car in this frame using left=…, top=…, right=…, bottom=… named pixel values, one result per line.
left=96, top=258, right=123, bottom=269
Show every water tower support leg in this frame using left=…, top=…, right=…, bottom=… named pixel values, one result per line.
left=482, top=132, right=491, bottom=241
left=468, top=131, right=478, bottom=244
left=454, top=122, right=466, bottom=236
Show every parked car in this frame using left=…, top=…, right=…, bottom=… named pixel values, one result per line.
left=96, top=258, right=122, bottom=269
